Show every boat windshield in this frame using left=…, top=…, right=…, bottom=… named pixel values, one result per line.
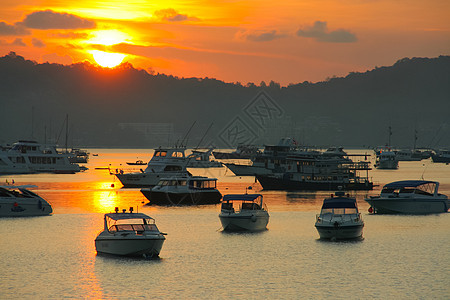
left=321, top=207, right=358, bottom=214
left=106, top=217, right=157, bottom=232
left=189, top=180, right=216, bottom=189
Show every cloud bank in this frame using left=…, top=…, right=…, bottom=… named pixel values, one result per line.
left=22, top=10, right=96, bottom=29
left=0, top=22, right=30, bottom=36
left=239, top=30, right=286, bottom=42
left=154, top=9, right=199, bottom=22
left=296, top=21, right=357, bottom=43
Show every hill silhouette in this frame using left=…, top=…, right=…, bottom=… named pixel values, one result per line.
left=0, top=51, right=449, bottom=148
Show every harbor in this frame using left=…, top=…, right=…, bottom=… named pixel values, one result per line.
left=1, top=148, right=449, bottom=298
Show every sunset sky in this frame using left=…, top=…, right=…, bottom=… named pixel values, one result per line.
left=0, top=0, right=449, bottom=85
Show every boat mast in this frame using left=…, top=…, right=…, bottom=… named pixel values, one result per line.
left=65, top=114, right=68, bottom=153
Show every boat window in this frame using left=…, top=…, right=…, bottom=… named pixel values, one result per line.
left=221, top=202, right=233, bottom=210
left=164, top=165, right=182, bottom=171
left=399, top=188, right=414, bottom=193
left=177, top=180, right=187, bottom=186
left=333, top=208, right=345, bottom=215
left=172, top=151, right=184, bottom=158
left=345, top=208, right=357, bottom=214
left=321, top=208, right=333, bottom=214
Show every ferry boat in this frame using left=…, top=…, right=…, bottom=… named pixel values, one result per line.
left=256, top=154, right=373, bottom=191
left=0, top=140, right=80, bottom=174
left=95, top=207, right=166, bottom=257
left=115, top=147, right=190, bottom=188
left=0, top=185, right=53, bottom=217
left=365, top=180, right=449, bottom=214
left=141, top=175, right=222, bottom=206
left=315, top=191, right=364, bottom=240
left=219, top=194, right=269, bottom=232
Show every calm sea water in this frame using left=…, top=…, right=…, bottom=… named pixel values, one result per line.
left=1, top=149, right=449, bottom=299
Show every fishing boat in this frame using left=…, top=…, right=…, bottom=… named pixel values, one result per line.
left=95, top=207, right=166, bottom=258
left=219, top=194, right=269, bottom=231
left=0, top=185, right=53, bottom=217
left=365, top=180, right=449, bottom=214
left=315, top=191, right=364, bottom=240
left=141, top=175, right=222, bottom=206
left=126, top=160, right=147, bottom=166
left=115, top=147, right=190, bottom=188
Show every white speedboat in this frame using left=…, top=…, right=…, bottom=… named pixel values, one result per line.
left=115, top=147, right=190, bottom=188
left=219, top=194, right=269, bottom=231
left=0, top=185, right=53, bottom=217
left=95, top=208, right=166, bottom=258
left=0, top=140, right=80, bottom=174
left=315, top=191, right=364, bottom=240
left=365, top=180, right=449, bottom=214
left=141, top=175, right=222, bottom=205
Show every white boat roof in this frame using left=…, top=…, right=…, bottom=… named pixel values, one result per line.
left=105, top=212, right=154, bottom=221
left=223, top=194, right=262, bottom=202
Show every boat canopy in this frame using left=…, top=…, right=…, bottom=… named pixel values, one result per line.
left=223, top=194, right=262, bottom=202
left=383, top=180, right=436, bottom=188
left=105, top=212, right=153, bottom=221
left=322, top=197, right=357, bottom=209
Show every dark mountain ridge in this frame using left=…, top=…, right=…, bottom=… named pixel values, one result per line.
left=1, top=52, right=449, bottom=148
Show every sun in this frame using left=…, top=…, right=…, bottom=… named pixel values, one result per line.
left=87, top=30, right=130, bottom=67
left=91, top=50, right=126, bottom=68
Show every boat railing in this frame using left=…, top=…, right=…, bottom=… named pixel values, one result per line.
left=316, top=212, right=361, bottom=223
left=109, top=224, right=159, bottom=233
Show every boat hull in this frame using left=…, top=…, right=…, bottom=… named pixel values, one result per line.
left=142, top=190, right=222, bottom=206
left=431, top=154, right=450, bottom=163
left=0, top=198, right=52, bottom=217
left=256, top=175, right=373, bottom=191
left=219, top=211, right=269, bottom=231
left=315, top=224, right=364, bottom=240
left=95, top=235, right=165, bottom=257
left=224, top=163, right=273, bottom=176
left=365, top=197, right=449, bottom=214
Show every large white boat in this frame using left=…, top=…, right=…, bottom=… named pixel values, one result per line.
left=374, top=148, right=398, bottom=169
left=0, top=185, right=53, bottom=217
left=365, top=180, right=449, bottom=214
left=95, top=208, right=166, bottom=258
left=0, top=140, right=80, bottom=174
left=115, top=147, right=190, bottom=188
left=141, top=175, right=222, bottom=205
left=315, top=191, right=364, bottom=240
left=219, top=194, right=269, bottom=231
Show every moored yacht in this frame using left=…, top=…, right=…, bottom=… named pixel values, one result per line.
left=95, top=207, right=166, bottom=258
left=256, top=154, right=373, bottom=191
left=365, top=180, right=449, bottom=214
left=0, top=140, right=80, bottom=174
left=219, top=194, right=269, bottom=232
left=115, top=147, right=190, bottom=188
left=186, top=148, right=223, bottom=168
left=0, top=185, right=53, bottom=217
left=374, top=148, right=398, bottom=169
left=431, top=149, right=450, bottom=163
left=315, top=191, right=364, bottom=240
left=141, top=175, right=222, bottom=206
